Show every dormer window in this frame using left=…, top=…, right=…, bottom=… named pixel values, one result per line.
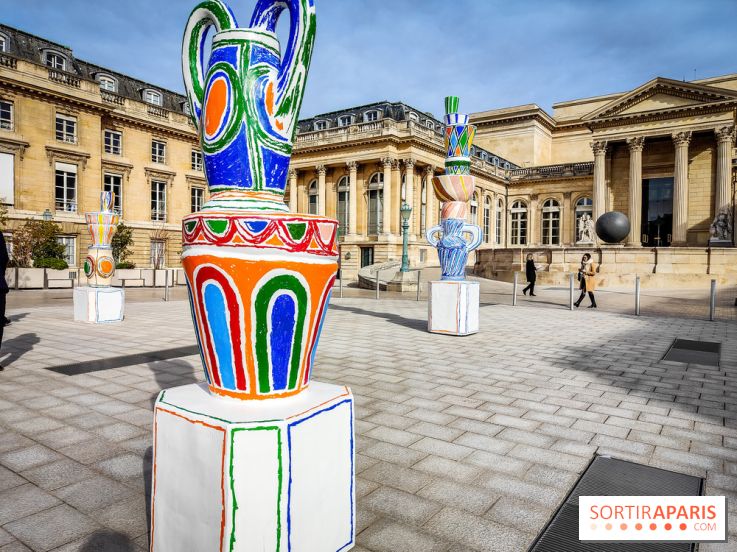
left=43, top=50, right=67, bottom=71
left=338, top=115, right=352, bottom=127
left=408, top=112, right=419, bottom=122
left=96, top=74, right=117, bottom=92
left=364, top=110, right=380, bottom=123
left=182, top=102, right=191, bottom=115
left=314, top=120, right=327, bottom=131
left=425, top=121, right=434, bottom=129
left=143, top=89, right=163, bottom=106
left=0, top=33, right=8, bottom=53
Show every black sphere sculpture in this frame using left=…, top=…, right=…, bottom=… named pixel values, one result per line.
left=595, top=211, right=630, bottom=244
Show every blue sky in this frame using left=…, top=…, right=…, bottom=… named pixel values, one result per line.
left=3, top=0, right=736, bottom=119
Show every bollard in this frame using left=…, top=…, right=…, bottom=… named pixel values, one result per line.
left=512, top=271, right=518, bottom=306
left=339, top=275, right=343, bottom=299
left=416, top=270, right=421, bottom=302
left=635, top=275, right=641, bottom=316
left=375, top=271, right=380, bottom=300
left=569, top=273, right=574, bottom=311
left=164, top=269, right=170, bottom=302
left=709, top=279, right=716, bottom=321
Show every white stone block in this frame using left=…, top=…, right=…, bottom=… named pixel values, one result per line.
left=73, top=286, right=124, bottom=323
left=428, top=280, right=479, bottom=336
left=151, top=381, right=355, bottom=552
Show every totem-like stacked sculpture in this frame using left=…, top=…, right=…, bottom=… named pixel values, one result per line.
left=150, top=1, right=355, bottom=551
left=426, top=96, right=482, bottom=335
left=73, top=191, right=124, bottom=323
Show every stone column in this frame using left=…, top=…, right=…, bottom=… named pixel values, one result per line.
left=316, top=165, right=326, bottom=216
left=528, top=194, right=539, bottom=246
left=424, top=166, right=434, bottom=231
left=591, top=140, right=608, bottom=224
left=381, top=157, right=394, bottom=235
left=288, top=169, right=298, bottom=212
left=562, top=192, right=572, bottom=245
left=626, top=136, right=645, bottom=246
left=672, top=131, right=692, bottom=245
left=404, top=158, right=415, bottom=237
left=346, top=161, right=358, bottom=237
left=715, top=125, right=736, bottom=216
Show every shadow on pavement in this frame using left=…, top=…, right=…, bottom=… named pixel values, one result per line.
left=144, top=446, right=153, bottom=545
left=330, top=303, right=427, bottom=332
left=7, top=312, right=28, bottom=323
left=147, top=358, right=199, bottom=407
left=0, top=332, right=40, bottom=366
left=79, top=530, right=135, bottom=551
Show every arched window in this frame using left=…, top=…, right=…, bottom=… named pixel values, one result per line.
left=425, top=120, right=434, bottom=130
left=314, top=120, right=327, bottom=131
left=483, top=196, right=491, bottom=243
left=364, top=110, right=381, bottom=123
left=143, top=89, right=163, bottom=106
left=338, top=115, right=352, bottom=127
left=367, top=172, right=384, bottom=234
left=408, top=112, right=419, bottom=122
left=96, top=74, right=117, bottom=92
left=496, top=199, right=504, bottom=245
left=0, top=33, right=9, bottom=53
left=308, top=179, right=318, bottom=215
left=336, top=176, right=349, bottom=236
left=492, top=157, right=500, bottom=167
left=43, top=50, right=67, bottom=71
left=541, top=198, right=561, bottom=245
left=510, top=200, right=527, bottom=245
left=420, top=178, right=427, bottom=234
left=575, top=197, right=593, bottom=242
left=470, top=192, right=478, bottom=223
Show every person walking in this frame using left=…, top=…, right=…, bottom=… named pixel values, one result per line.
left=0, top=233, right=8, bottom=370
left=574, top=252, right=597, bottom=308
left=522, top=253, right=537, bottom=296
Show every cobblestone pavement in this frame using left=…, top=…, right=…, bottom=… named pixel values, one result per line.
left=0, top=296, right=736, bottom=551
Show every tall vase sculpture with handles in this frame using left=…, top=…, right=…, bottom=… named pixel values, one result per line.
left=151, top=2, right=355, bottom=551
left=426, top=96, right=482, bottom=335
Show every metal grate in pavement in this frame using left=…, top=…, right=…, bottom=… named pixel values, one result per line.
left=662, top=339, right=721, bottom=367
left=529, top=456, right=702, bottom=552
left=46, top=345, right=200, bottom=376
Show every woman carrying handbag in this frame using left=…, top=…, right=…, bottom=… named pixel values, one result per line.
left=574, top=253, right=598, bottom=308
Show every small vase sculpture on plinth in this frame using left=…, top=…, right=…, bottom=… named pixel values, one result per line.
left=73, top=191, right=124, bottom=323
left=150, top=2, right=355, bottom=551
left=426, top=96, right=482, bottom=335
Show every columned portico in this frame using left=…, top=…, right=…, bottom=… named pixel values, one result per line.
left=346, top=161, right=358, bottom=236
left=316, top=164, right=326, bottom=216
left=671, top=131, right=692, bottom=245
left=288, top=169, right=298, bottom=212
left=715, top=125, right=736, bottom=217
left=626, top=136, right=645, bottom=246
left=424, top=166, right=435, bottom=230
left=591, top=140, right=608, bottom=226
left=381, top=157, right=394, bottom=236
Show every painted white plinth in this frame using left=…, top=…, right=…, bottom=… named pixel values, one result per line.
left=73, top=286, right=124, bottom=323
left=151, top=381, right=355, bottom=552
left=428, top=280, right=479, bottom=336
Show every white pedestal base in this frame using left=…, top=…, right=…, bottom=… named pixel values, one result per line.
left=73, top=286, right=124, bottom=323
left=151, top=381, right=355, bottom=552
left=428, top=280, right=479, bottom=336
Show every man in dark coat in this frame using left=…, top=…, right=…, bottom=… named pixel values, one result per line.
left=0, top=233, right=8, bottom=371
left=522, top=253, right=537, bottom=296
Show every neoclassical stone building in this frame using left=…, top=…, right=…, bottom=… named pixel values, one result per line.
left=0, top=23, right=734, bottom=284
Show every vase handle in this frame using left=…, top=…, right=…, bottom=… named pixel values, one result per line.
left=462, top=224, right=483, bottom=252
left=426, top=225, right=443, bottom=247
left=181, top=0, right=238, bottom=130
left=249, top=0, right=316, bottom=141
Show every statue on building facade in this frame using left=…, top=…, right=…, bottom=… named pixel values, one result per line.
left=709, top=209, right=733, bottom=245
left=577, top=213, right=595, bottom=244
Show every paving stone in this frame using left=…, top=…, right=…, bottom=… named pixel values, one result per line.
left=3, top=504, right=98, bottom=551
left=364, top=425, right=422, bottom=447
left=411, top=437, right=473, bottom=461
left=33, top=426, right=96, bottom=449
left=508, top=444, right=591, bottom=471
left=486, top=495, right=554, bottom=535
left=453, top=432, right=514, bottom=455
left=651, top=447, right=723, bottom=471
left=448, top=418, right=504, bottom=438
left=94, top=453, right=145, bottom=481
left=20, top=459, right=96, bottom=491
left=54, top=476, right=136, bottom=514
left=361, top=461, right=433, bottom=494
left=497, top=428, right=555, bottom=448
left=363, top=486, right=442, bottom=525
left=464, top=450, right=530, bottom=476
left=442, top=405, right=490, bottom=422
left=418, top=478, right=499, bottom=515
left=0, top=483, right=61, bottom=525
left=357, top=518, right=448, bottom=552
left=425, top=506, right=532, bottom=551
left=405, top=408, right=457, bottom=426
left=0, top=465, right=25, bottom=492
left=363, top=441, right=427, bottom=467
left=524, top=463, right=580, bottom=490
left=413, top=455, right=481, bottom=483
left=478, top=473, right=564, bottom=509
left=58, top=440, right=124, bottom=465
left=90, top=494, right=148, bottom=539
left=406, top=421, right=465, bottom=442
left=0, top=445, right=63, bottom=472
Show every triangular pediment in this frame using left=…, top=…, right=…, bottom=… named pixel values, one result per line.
left=582, top=77, right=737, bottom=121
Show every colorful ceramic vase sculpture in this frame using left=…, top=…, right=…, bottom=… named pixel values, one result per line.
left=84, top=192, right=119, bottom=287
left=426, top=97, right=482, bottom=281
left=181, top=0, right=338, bottom=401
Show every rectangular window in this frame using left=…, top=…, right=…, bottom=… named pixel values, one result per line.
left=337, top=190, right=348, bottom=237
left=0, top=152, right=14, bottom=206
left=338, top=116, right=352, bottom=127
left=0, top=36, right=6, bottom=53
left=104, top=130, right=122, bottom=155
left=496, top=207, right=502, bottom=245
left=0, top=100, right=12, bottom=130
left=150, top=240, right=165, bottom=268
left=151, top=180, right=166, bottom=221
left=191, top=187, right=204, bottom=213
left=151, top=140, right=166, bottom=163
left=483, top=206, right=490, bottom=243
left=45, top=53, right=66, bottom=70
left=367, top=189, right=383, bottom=235
left=191, top=150, right=203, bottom=171
left=308, top=193, right=318, bottom=216
left=103, top=173, right=123, bottom=214
left=57, top=236, right=76, bottom=266
left=55, top=114, right=77, bottom=143
left=54, top=162, right=77, bottom=212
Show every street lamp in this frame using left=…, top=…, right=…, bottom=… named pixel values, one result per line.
left=42, top=209, right=52, bottom=222
left=400, top=202, right=412, bottom=272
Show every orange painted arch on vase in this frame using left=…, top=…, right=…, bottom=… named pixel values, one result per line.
left=205, top=77, right=228, bottom=138
left=183, top=253, right=337, bottom=400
